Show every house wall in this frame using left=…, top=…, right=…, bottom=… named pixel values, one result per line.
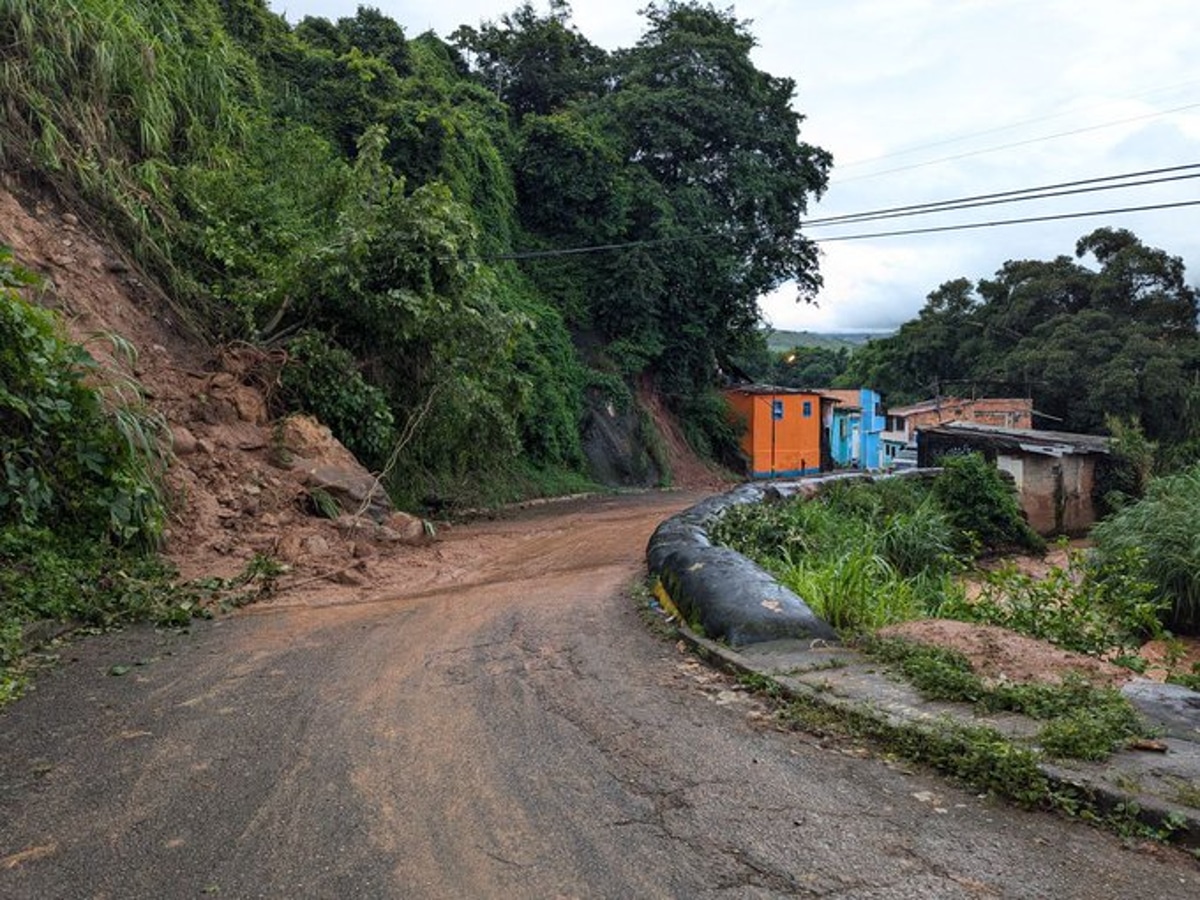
left=1003, top=452, right=1098, bottom=535
left=830, top=408, right=860, bottom=468
left=726, top=390, right=824, bottom=479
left=897, top=397, right=1033, bottom=437
left=919, top=430, right=1103, bottom=536
left=859, top=388, right=886, bottom=470
left=968, top=398, right=1033, bottom=429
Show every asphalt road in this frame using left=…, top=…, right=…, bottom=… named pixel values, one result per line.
left=2, top=491, right=1198, bottom=898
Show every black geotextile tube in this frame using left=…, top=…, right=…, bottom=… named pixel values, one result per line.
left=647, top=483, right=839, bottom=648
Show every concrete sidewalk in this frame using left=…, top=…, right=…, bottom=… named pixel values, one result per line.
left=676, top=628, right=1200, bottom=848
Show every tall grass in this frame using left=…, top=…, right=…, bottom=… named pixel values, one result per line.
left=0, top=0, right=254, bottom=329
left=712, top=478, right=966, bottom=634
left=1091, top=464, right=1200, bottom=634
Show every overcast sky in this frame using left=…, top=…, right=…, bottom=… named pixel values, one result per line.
left=268, top=1, right=1200, bottom=333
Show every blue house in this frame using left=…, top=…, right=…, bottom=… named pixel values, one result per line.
left=822, top=389, right=886, bottom=470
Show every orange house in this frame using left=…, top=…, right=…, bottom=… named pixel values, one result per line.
left=725, top=386, right=829, bottom=479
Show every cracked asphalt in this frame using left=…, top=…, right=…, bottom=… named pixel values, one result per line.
left=2, top=491, right=1198, bottom=898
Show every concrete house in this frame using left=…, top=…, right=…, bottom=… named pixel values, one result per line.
left=917, top=422, right=1111, bottom=535
left=883, top=397, right=1033, bottom=467
left=822, top=388, right=886, bottom=470
left=724, top=386, right=833, bottom=479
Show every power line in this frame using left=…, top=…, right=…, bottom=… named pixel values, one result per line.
left=487, top=169, right=1200, bottom=260
left=831, top=102, right=1200, bottom=184
left=806, top=164, right=1200, bottom=227
left=813, top=199, right=1200, bottom=243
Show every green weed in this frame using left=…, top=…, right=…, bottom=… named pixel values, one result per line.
left=938, top=546, right=1165, bottom=658
left=865, top=638, right=1152, bottom=761
left=1092, top=463, right=1200, bottom=634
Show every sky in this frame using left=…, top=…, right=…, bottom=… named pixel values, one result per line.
left=267, top=0, right=1200, bottom=333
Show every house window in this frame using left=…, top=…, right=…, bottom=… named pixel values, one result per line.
left=772, top=399, right=784, bottom=420
left=802, top=401, right=812, bottom=417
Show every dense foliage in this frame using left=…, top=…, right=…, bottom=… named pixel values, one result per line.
left=1091, top=464, right=1200, bottom=635
left=712, top=476, right=968, bottom=632
left=930, top=453, right=1044, bottom=553
left=738, top=344, right=851, bottom=388
left=712, top=467, right=1165, bottom=646
left=838, top=229, right=1200, bottom=467
left=0, top=249, right=166, bottom=548
left=0, top=0, right=832, bottom=502
left=0, top=247, right=179, bottom=701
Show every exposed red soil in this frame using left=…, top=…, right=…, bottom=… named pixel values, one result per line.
left=0, top=179, right=424, bottom=604
left=877, top=619, right=1136, bottom=688
left=0, top=177, right=728, bottom=610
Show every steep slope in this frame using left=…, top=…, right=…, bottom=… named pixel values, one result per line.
left=0, top=177, right=426, bottom=603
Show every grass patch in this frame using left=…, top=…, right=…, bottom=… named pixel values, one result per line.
left=865, top=637, right=1153, bottom=761
left=1091, top=464, right=1200, bottom=635
left=711, top=476, right=969, bottom=633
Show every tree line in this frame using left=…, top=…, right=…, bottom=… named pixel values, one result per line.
left=0, top=0, right=832, bottom=504
left=837, top=228, right=1200, bottom=466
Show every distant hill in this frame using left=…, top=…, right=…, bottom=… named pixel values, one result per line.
left=764, top=330, right=891, bottom=353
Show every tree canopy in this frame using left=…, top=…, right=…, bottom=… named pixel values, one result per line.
left=839, top=228, right=1200, bottom=462
left=1, top=0, right=832, bottom=500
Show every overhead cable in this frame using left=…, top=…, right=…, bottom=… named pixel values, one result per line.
left=832, top=102, right=1200, bottom=183
left=814, top=199, right=1200, bottom=243
left=806, top=164, right=1200, bottom=227
left=835, top=78, right=1200, bottom=171
left=485, top=166, right=1200, bottom=260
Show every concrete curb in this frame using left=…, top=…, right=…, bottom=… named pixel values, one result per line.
left=646, top=476, right=1200, bottom=848
left=676, top=625, right=1200, bottom=849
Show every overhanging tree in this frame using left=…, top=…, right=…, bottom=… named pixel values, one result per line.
left=596, top=2, right=832, bottom=405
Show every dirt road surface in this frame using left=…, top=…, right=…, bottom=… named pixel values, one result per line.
left=2, top=491, right=1198, bottom=898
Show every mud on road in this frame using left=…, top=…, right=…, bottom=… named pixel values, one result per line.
left=2, top=491, right=1199, bottom=899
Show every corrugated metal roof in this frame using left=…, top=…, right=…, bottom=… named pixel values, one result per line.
left=922, top=421, right=1111, bottom=455
left=724, top=384, right=825, bottom=396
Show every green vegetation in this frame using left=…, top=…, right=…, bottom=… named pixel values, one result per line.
left=763, top=330, right=883, bottom=353
left=712, top=465, right=1175, bottom=648
left=937, top=546, right=1165, bottom=655
left=839, top=231, right=1200, bottom=468
left=1, top=0, right=832, bottom=507
left=867, top=639, right=1151, bottom=761
left=706, top=468, right=1192, bottom=784
left=1091, top=464, right=1200, bottom=635
left=930, top=453, right=1044, bottom=553
left=712, top=463, right=1038, bottom=632
left=0, top=248, right=178, bottom=701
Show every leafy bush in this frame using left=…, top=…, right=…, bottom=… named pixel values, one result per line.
left=1091, top=464, right=1200, bottom=634
left=0, top=247, right=165, bottom=547
left=936, top=546, right=1165, bottom=656
left=278, top=331, right=398, bottom=471
left=712, top=478, right=966, bottom=633
left=0, top=246, right=182, bottom=704
left=678, top=388, right=744, bottom=467
left=931, top=453, right=1044, bottom=553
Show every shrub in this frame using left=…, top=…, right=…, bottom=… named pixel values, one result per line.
left=931, top=453, right=1044, bottom=554
left=0, top=247, right=165, bottom=547
left=1091, top=464, right=1200, bottom=634
left=0, top=245, right=180, bottom=704
left=936, top=546, right=1164, bottom=656
left=713, top=478, right=966, bottom=633
left=278, top=331, right=398, bottom=471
